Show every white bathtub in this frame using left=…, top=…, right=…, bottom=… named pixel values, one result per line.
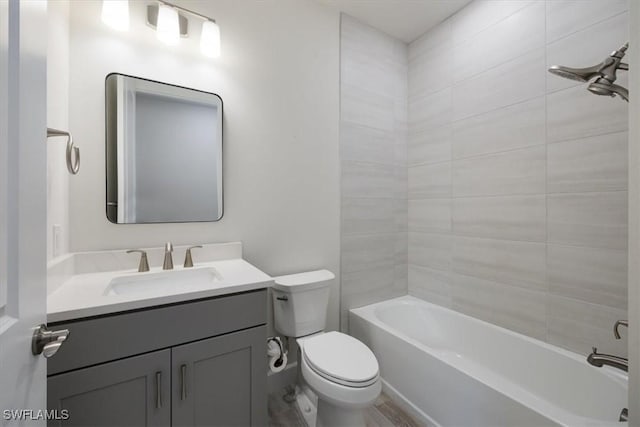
left=350, top=296, right=627, bottom=427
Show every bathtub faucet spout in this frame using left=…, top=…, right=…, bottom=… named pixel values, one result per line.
left=587, top=347, right=628, bottom=372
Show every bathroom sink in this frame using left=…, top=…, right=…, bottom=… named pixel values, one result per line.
left=104, top=267, right=222, bottom=297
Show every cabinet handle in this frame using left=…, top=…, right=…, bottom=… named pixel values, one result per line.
left=181, top=364, right=187, bottom=400
left=155, top=371, right=162, bottom=409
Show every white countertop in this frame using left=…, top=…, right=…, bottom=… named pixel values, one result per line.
left=47, top=258, right=272, bottom=323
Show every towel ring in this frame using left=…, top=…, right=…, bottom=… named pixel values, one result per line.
left=47, top=127, right=79, bottom=175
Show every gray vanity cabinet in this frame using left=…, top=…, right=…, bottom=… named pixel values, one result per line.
left=172, top=327, right=267, bottom=426
left=48, top=349, right=171, bottom=427
left=47, top=289, right=268, bottom=427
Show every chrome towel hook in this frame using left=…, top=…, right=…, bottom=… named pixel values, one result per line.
left=47, top=127, right=79, bottom=175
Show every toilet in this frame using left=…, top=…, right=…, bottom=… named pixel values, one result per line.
left=272, top=270, right=381, bottom=427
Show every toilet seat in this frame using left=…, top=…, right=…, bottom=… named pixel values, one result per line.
left=301, top=331, right=379, bottom=388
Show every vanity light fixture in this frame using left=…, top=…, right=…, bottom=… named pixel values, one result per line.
left=200, top=20, right=221, bottom=58
left=101, top=0, right=130, bottom=32
left=146, top=0, right=221, bottom=58
left=156, top=3, right=180, bottom=46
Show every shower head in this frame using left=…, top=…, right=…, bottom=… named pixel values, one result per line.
left=548, top=42, right=629, bottom=102
left=588, top=78, right=629, bottom=102
left=547, top=65, right=601, bottom=82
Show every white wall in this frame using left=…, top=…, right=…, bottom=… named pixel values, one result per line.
left=407, top=0, right=629, bottom=357
left=67, top=0, right=341, bottom=330
left=47, top=0, right=70, bottom=261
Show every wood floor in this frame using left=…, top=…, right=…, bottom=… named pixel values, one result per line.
left=268, top=388, right=422, bottom=427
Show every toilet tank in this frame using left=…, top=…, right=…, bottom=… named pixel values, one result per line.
left=272, top=270, right=334, bottom=337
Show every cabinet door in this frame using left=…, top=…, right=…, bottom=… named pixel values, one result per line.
left=172, top=326, right=267, bottom=427
left=48, top=349, right=171, bottom=426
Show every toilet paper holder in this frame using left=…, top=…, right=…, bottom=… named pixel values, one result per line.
left=267, top=336, right=287, bottom=372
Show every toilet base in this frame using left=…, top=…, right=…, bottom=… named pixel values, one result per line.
left=316, top=399, right=366, bottom=427
left=294, top=385, right=318, bottom=427
left=293, top=385, right=367, bottom=427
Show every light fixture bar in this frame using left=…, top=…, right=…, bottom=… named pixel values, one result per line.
left=146, top=4, right=189, bottom=36
left=144, top=0, right=220, bottom=58
left=157, top=0, right=216, bottom=24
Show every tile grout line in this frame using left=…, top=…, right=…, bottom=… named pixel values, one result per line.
left=407, top=230, right=626, bottom=252
left=406, top=189, right=628, bottom=201
left=404, top=39, right=410, bottom=298
left=407, top=127, right=627, bottom=169
left=545, top=9, right=628, bottom=46
left=544, top=0, right=551, bottom=345
left=447, top=33, right=454, bottom=305
left=408, top=260, right=626, bottom=312
left=413, top=142, right=545, bottom=167
left=546, top=128, right=629, bottom=146
left=411, top=93, right=543, bottom=127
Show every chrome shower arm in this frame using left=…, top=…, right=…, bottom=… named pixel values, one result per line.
left=597, top=48, right=627, bottom=83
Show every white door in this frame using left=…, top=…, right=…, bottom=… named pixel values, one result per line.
left=0, top=0, right=49, bottom=424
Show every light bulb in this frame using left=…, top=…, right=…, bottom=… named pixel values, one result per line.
left=200, top=20, right=221, bottom=58
left=156, top=4, right=180, bottom=46
left=101, top=0, right=129, bottom=31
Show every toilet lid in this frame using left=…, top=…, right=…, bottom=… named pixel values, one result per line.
left=302, top=331, right=379, bottom=387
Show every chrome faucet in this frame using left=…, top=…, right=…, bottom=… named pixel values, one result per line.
left=587, top=319, right=629, bottom=372
left=127, top=249, right=150, bottom=272
left=163, top=242, right=174, bottom=270
left=587, top=347, right=628, bottom=372
left=184, top=245, right=202, bottom=268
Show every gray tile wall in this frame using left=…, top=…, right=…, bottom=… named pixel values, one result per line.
left=407, top=0, right=629, bottom=357
left=340, top=15, right=408, bottom=330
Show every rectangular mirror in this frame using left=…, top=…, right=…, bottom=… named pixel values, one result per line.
left=105, top=73, right=223, bottom=224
